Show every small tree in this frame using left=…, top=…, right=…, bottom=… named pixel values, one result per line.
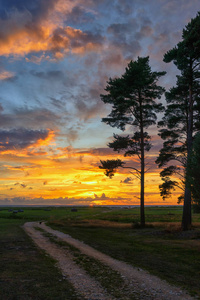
left=99, top=57, right=165, bottom=227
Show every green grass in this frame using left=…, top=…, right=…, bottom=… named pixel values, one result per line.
left=1, top=205, right=199, bottom=224
left=94, top=206, right=200, bottom=223
left=0, top=218, right=80, bottom=300
left=1, top=205, right=200, bottom=299
left=0, top=206, right=108, bottom=224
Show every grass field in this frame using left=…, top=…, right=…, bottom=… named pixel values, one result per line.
left=0, top=205, right=200, bottom=299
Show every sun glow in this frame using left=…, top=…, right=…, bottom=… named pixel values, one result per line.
left=0, top=135, right=181, bottom=205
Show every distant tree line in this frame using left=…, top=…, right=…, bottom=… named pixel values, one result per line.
left=99, top=12, right=200, bottom=231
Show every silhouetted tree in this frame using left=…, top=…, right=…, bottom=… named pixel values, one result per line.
left=157, top=12, right=200, bottom=230
left=188, top=132, right=200, bottom=212
left=156, top=75, right=190, bottom=203
left=100, top=57, right=165, bottom=227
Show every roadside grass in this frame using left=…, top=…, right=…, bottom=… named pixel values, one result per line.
left=0, top=218, right=80, bottom=300
left=48, top=208, right=200, bottom=298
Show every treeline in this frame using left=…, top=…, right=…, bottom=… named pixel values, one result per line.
left=99, top=12, right=200, bottom=231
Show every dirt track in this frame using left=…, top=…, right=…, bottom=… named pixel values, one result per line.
left=23, top=222, right=194, bottom=300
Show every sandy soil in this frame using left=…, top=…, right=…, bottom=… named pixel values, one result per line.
left=23, top=222, right=194, bottom=300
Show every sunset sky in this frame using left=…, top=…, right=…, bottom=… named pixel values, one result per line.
left=0, top=0, right=199, bottom=206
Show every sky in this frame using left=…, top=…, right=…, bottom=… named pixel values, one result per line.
left=0, top=0, right=199, bottom=206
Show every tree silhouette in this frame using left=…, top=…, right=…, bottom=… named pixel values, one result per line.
left=188, top=132, right=200, bottom=212
left=157, top=12, right=200, bottom=230
left=156, top=75, right=190, bottom=203
left=100, top=57, right=165, bottom=226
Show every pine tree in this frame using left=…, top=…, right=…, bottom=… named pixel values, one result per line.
left=188, top=132, right=200, bottom=213
left=156, top=75, right=190, bottom=202
left=99, top=57, right=165, bottom=226
left=157, top=12, right=200, bottom=230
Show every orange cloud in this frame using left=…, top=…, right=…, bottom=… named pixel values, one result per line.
left=0, top=70, right=15, bottom=80
left=0, top=129, right=55, bottom=156
left=33, top=130, right=55, bottom=147
left=0, top=1, right=103, bottom=60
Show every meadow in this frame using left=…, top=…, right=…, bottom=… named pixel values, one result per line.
left=0, top=206, right=200, bottom=299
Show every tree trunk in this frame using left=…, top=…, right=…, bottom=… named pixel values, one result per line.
left=182, top=82, right=193, bottom=230
left=139, top=95, right=145, bottom=227
left=182, top=187, right=192, bottom=230
left=140, top=158, right=145, bottom=227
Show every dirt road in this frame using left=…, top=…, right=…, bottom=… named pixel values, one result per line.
left=23, top=222, right=194, bottom=300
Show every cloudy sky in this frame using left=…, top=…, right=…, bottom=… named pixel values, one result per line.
left=0, top=0, right=199, bottom=206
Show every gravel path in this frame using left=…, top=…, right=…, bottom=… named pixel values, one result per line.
left=23, top=222, right=114, bottom=300
left=23, top=222, right=194, bottom=300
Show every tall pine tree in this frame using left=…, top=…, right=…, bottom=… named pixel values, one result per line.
left=157, top=12, right=200, bottom=230
left=100, top=57, right=165, bottom=226
left=156, top=75, right=190, bottom=202
left=188, top=132, right=200, bottom=213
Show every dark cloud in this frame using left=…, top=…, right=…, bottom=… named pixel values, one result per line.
left=94, top=192, right=108, bottom=200
left=0, top=108, right=61, bottom=130
left=0, top=0, right=55, bottom=22
left=121, top=177, right=133, bottom=184
left=71, top=29, right=104, bottom=49
left=74, top=98, right=102, bottom=121
left=0, top=4, right=40, bottom=43
left=30, top=70, right=65, bottom=79
left=20, top=184, right=27, bottom=188
left=28, top=0, right=56, bottom=23
left=0, top=128, right=50, bottom=151
left=107, top=21, right=141, bottom=58
left=135, top=25, right=154, bottom=40
left=115, top=0, right=136, bottom=16
left=107, top=22, right=137, bottom=36
left=66, top=5, right=95, bottom=25
left=0, top=192, right=131, bottom=205
left=50, top=97, right=65, bottom=110
left=0, top=0, right=36, bottom=19
left=64, top=128, right=79, bottom=144
left=78, top=147, right=114, bottom=156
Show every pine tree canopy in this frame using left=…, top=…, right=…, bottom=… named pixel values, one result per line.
left=99, top=56, right=166, bottom=226
left=101, top=57, right=165, bottom=131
